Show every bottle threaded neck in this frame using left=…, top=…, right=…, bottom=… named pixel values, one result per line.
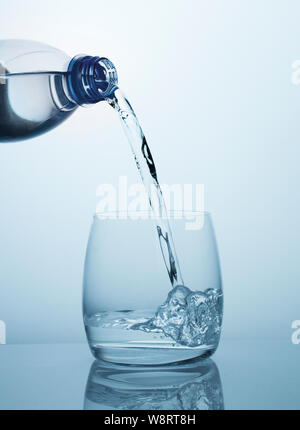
left=67, top=55, right=118, bottom=105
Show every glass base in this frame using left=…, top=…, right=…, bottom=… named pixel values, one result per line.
left=89, top=343, right=216, bottom=365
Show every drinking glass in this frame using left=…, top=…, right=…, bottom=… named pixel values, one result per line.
left=83, top=210, right=223, bottom=365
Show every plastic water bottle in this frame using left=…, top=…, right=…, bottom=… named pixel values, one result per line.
left=0, top=39, right=118, bottom=142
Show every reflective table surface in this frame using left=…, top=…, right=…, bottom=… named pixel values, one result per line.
left=0, top=339, right=299, bottom=410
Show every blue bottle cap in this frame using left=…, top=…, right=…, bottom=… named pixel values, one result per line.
left=67, top=55, right=118, bottom=105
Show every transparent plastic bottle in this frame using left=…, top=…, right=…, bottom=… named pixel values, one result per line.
left=0, top=39, right=118, bottom=142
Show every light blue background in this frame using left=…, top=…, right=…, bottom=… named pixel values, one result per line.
left=0, top=0, right=299, bottom=344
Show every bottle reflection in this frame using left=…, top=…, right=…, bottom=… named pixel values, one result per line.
left=84, top=357, right=224, bottom=410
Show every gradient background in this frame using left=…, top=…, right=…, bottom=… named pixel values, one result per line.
left=0, top=0, right=299, bottom=345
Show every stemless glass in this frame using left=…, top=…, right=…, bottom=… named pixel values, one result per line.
left=83, top=211, right=223, bottom=365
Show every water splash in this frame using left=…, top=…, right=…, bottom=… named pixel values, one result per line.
left=85, top=287, right=222, bottom=348
left=131, top=286, right=222, bottom=347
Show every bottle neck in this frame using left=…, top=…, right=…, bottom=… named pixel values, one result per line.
left=67, top=55, right=118, bottom=105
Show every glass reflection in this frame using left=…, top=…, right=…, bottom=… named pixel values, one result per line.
left=84, top=357, right=224, bottom=410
